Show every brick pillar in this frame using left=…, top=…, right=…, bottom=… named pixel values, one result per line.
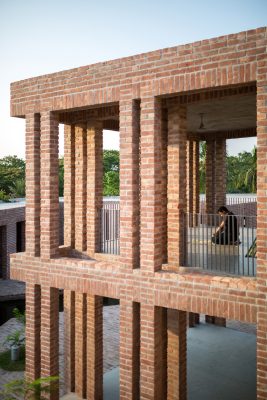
left=140, top=97, right=163, bottom=272
left=25, top=113, right=40, bottom=256
left=25, top=283, right=41, bottom=381
left=87, top=122, right=103, bottom=256
left=215, top=139, right=226, bottom=209
left=167, top=309, right=187, bottom=400
left=40, top=112, right=59, bottom=259
left=167, top=104, right=187, bottom=269
left=40, top=287, right=59, bottom=400
left=87, top=295, right=103, bottom=400
left=205, top=140, right=216, bottom=214
left=187, top=140, right=193, bottom=218
left=120, top=300, right=140, bottom=400
left=119, top=99, right=140, bottom=268
left=64, top=124, right=75, bottom=248
left=256, top=77, right=267, bottom=400
left=140, top=304, right=167, bottom=400
left=193, top=141, right=200, bottom=216
left=75, top=293, right=87, bottom=398
left=6, top=223, right=16, bottom=278
left=64, top=290, right=75, bottom=393
left=161, top=107, right=168, bottom=264
left=74, top=124, right=87, bottom=252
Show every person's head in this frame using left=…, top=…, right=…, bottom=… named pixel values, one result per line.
left=217, top=206, right=229, bottom=215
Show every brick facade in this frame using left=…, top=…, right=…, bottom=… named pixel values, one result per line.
left=10, top=27, right=267, bottom=399
left=0, top=201, right=64, bottom=279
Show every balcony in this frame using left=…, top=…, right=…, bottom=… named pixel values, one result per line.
left=98, top=197, right=257, bottom=277
left=182, top=212, right=257, bottom=277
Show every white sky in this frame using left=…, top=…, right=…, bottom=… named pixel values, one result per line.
left=0, top=0, right=265, bottom=158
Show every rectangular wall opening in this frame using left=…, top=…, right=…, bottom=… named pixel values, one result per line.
left=16, top=221, right=25, bottom=252
left=103, top=297, right=120, bottom=399
left=187, top=314, right=256, bottom=399
left=0, top=225, right=7, bottom=278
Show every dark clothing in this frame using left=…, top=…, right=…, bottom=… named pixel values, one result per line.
left=212, top=212, right=239, bottom=245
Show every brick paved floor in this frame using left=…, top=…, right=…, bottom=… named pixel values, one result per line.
left=0, top=305, right=120, bottom=397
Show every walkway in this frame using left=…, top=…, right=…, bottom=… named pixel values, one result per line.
left=0, top=306, right=256, bottom=400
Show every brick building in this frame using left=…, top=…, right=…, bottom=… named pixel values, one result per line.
left=0, top=201, right=64, bottom=280
left=10, top=27, right=266, bottom=399
left=0, top=202, right=25, bottom=279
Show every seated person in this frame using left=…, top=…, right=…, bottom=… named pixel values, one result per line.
left=211, top=206, right=239, bottom=245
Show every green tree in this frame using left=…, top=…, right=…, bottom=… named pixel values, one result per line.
left=103, top=171, right=119, bottom=196
left=58, top=157, right=64, bottom=197
left=0, top=156, right=25, bottom=200
left=103, top=150, right=119, bottom=196
left=199, top=142, right=206, bottom=193
left=103, top=150, right=119, bottom=173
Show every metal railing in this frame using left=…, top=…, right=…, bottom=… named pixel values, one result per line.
left=99, top=202, right=120, bottom=255
left=183, top=212, right=257, bottom=277
left=200, top=195, right=257, bottom=219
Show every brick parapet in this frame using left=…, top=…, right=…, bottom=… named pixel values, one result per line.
left=10, top=253, right=258, bottom=324
left=11, top=28, right=266, bottom=116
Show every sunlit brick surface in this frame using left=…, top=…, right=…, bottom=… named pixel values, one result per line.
left=10, top=27, right=267, bottom=399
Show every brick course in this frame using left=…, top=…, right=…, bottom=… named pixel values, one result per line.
left=10, top=26, right=267, bottom=399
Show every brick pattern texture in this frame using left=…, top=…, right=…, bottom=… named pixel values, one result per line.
left=9, top=27, right=267, bottom=400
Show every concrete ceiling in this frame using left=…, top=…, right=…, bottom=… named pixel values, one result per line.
left=187, top=94, right=256, bottom=134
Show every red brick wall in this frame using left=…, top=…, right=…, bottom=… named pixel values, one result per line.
left=10, top=26, right=267, bottom=400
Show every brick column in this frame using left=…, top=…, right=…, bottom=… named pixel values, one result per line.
left=75, top=293, right=87, bottom=398
left=167, top=309, right=187, bottom=400
left=256, top=77, right=267, bottom=400
left=140, top=304, right=167, bottom=400
left=193, top=141, right=200, bottom=216
left=205, top=140, right=216, bottom=214
left=40, top=287, right=59, bottom=400
left=120, top=300, right=140, bottom=400
left=64, top=124, right=75, bottom=248
left=167, top=104, right=187, bottom=269
left=161, top=107, right=168, bottom=264
left=87, top=122, right=103, bottom=256
left=140, top=97, right=163, bottom=272
left=25, top=283, right=41, bottom=381
left=187, top=140, right=193, bottom=217
left=40, top=112, right=59, bottom=259
left=64, top=290, right=75, bottom=393
left=215, top=139, right=226, bottom=209
left=187, top=140, right=200, bottom=226
left=87, top=295, right=103, bottom=400
left=119, top=99, right=140, bottom=268
left=25, top=113, right=40, bottom=256
left=75, top=124, right=87, bottom=252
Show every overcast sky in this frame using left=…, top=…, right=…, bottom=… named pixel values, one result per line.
left=1, top=0, right=266, bottom=158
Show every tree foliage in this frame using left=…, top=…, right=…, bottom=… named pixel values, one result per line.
left=0, top=145, right=256, bottom=200
left=0, top=156, right=25, bottom=201
left=199, top=144, right=257, bottom=194
left=103, top=150, right=119, bottom=196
